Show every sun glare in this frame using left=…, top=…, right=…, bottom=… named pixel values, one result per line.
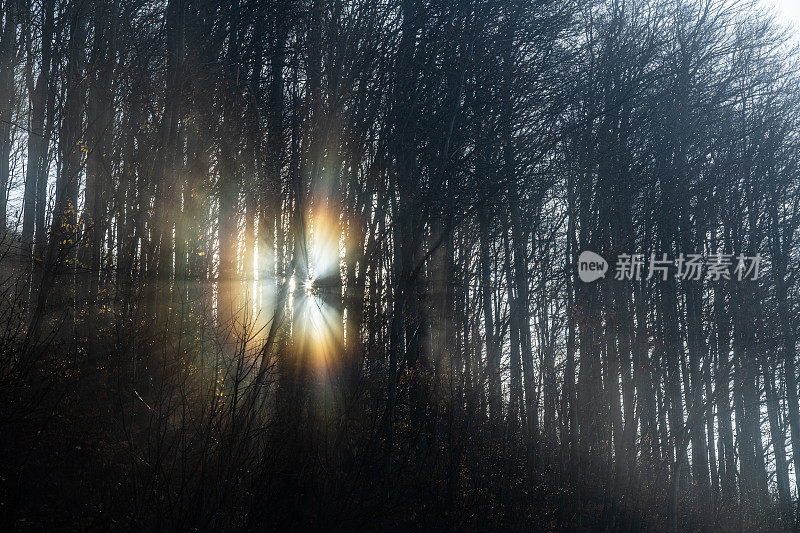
left=245, top=207, right=344, bottom=373
left=297, top=208, right=344, bottom=371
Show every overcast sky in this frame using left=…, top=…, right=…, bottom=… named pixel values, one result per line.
left=767, top=0, right=800, bottom=39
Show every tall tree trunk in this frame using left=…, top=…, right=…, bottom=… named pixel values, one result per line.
left=33, top=5, right=58, bottom=273
left=479, top=204, right=501, bottom=425
left=0, top=0, right=19, bottom=228
left=23, top=0, right=54, bottom=251
left=713, top=276, right=736, bottom=508
left=564, top=172, right=578, bottom=472
left=502, top=220, right=522, bottom=439
left=150, top=0, right=185, bottom=328
left=384, top=0, right=422, bottom=501
left=217, top=0, right=241, bottom=332
left=79, top=0, right=116, bottom=364
left=771, top=198, right=800, bottom=526
left=510, top=186, right=537, bottom=458
left=259, top=5, right=287, bottom=326
left=29, top=0, right=90, bottom=353
left=764, top=362, right=791, bottom=524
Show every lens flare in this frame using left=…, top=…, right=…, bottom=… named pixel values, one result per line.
left=294, top=207, right=344, bottom=372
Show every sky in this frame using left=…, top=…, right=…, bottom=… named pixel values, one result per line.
left=767, top=0, right=800, bottom=40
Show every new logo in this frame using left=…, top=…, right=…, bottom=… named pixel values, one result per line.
left=578, top=251, right=608, bottom=282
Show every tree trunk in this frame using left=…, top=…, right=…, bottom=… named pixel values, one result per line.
left=0, top=0, right=19, bottom=228
left=79, top=0, right=116, bottom=364
left=22, top=0, right=54, bottom=252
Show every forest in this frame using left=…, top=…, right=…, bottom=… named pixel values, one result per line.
left=1, top=0, right=799, bottom=530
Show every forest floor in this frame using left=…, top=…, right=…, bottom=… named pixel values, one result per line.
left=0, top=345, right=726, bottom=532
left=0, top=361, right=133, bottom=531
